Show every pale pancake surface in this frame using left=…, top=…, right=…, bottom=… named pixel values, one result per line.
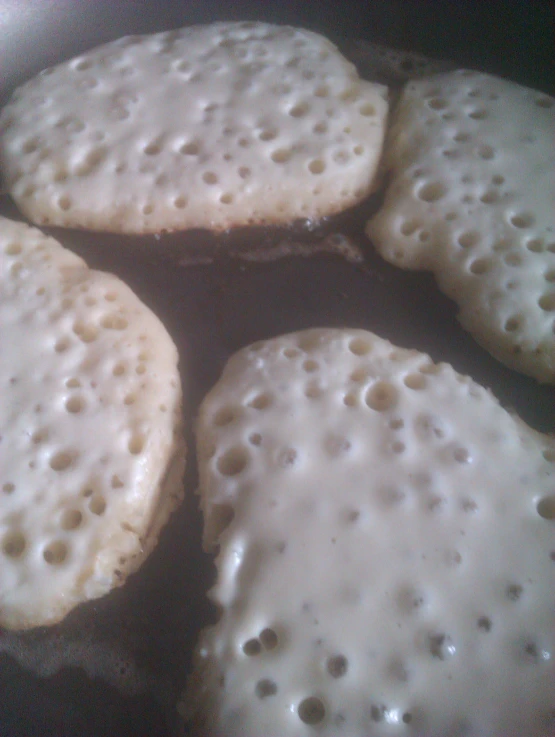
left=0, top=216, right=185, bottom=629
left=366, top=70, right=555, bottom=383
left=0, top=22, right=388, bottom=234
left=183, top=328, right=555, bottom=737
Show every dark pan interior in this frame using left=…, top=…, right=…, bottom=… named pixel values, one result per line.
left=0, top=2, right=554, bottom=735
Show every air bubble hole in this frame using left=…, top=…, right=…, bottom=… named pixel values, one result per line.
left=327, top=654, right=348, bottom=678
left=366, top=382, right=398, bottom=411
left=458, top=231, right=480, bottom=248
left=298, top=696, right=326, bottom=725
left=538, top=294, right=555, bottom=312
left=65, top=396, right=85, bottom=413
left=417, top=182, right=447, bottom=202
left=243, top=638, right=262, bottom=656
left=537, top=495, right=555, bottom=520
left=404, top=373, right=426, bottom=390
left=61, top=509, right=83, bottom=530
left=217, top=447, right=248, bottom=476
left=214, top=406, right=237, bottom=426
left=453, top=446, right=471, bottom=464
left=43, top=540, right=68, bottom=565
left=428, top=632, right=455, bottom=660
left=259, top=628, right=278, bottom=650
left=248, top=393, right=272, bottom=410
left=510, top=213, right=534, bottom=229
left=2, top=532, right=26, bottom=558
left=128, top=434, right=145, bottom=455
left=89, top=495, right=106, bottom=516
left=50, top=451, right=73, bottom=471
left=255, top=679, right=277, bottom=698
left=348, top=337, right=372, bottom=356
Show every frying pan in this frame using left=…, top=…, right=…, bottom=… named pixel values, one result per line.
left=0, top=2, right=554, bottom=735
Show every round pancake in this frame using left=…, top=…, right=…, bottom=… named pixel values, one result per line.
left=0, top=22, right=388, bottom=235
left=0, top=216, right=186, bottom=629
left=183, top=328, right=555, bottom=737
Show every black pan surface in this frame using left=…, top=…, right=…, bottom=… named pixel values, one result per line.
left=0, top=2, right=554, bottom=735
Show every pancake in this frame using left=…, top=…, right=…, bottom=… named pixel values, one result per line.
left=0, top=22, right=388, bottom=235
left=0, top=216, right=186, bottom=629
left=366, top=70, right=555, bottom=383
left=182, top=327, right=555, bottom=737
